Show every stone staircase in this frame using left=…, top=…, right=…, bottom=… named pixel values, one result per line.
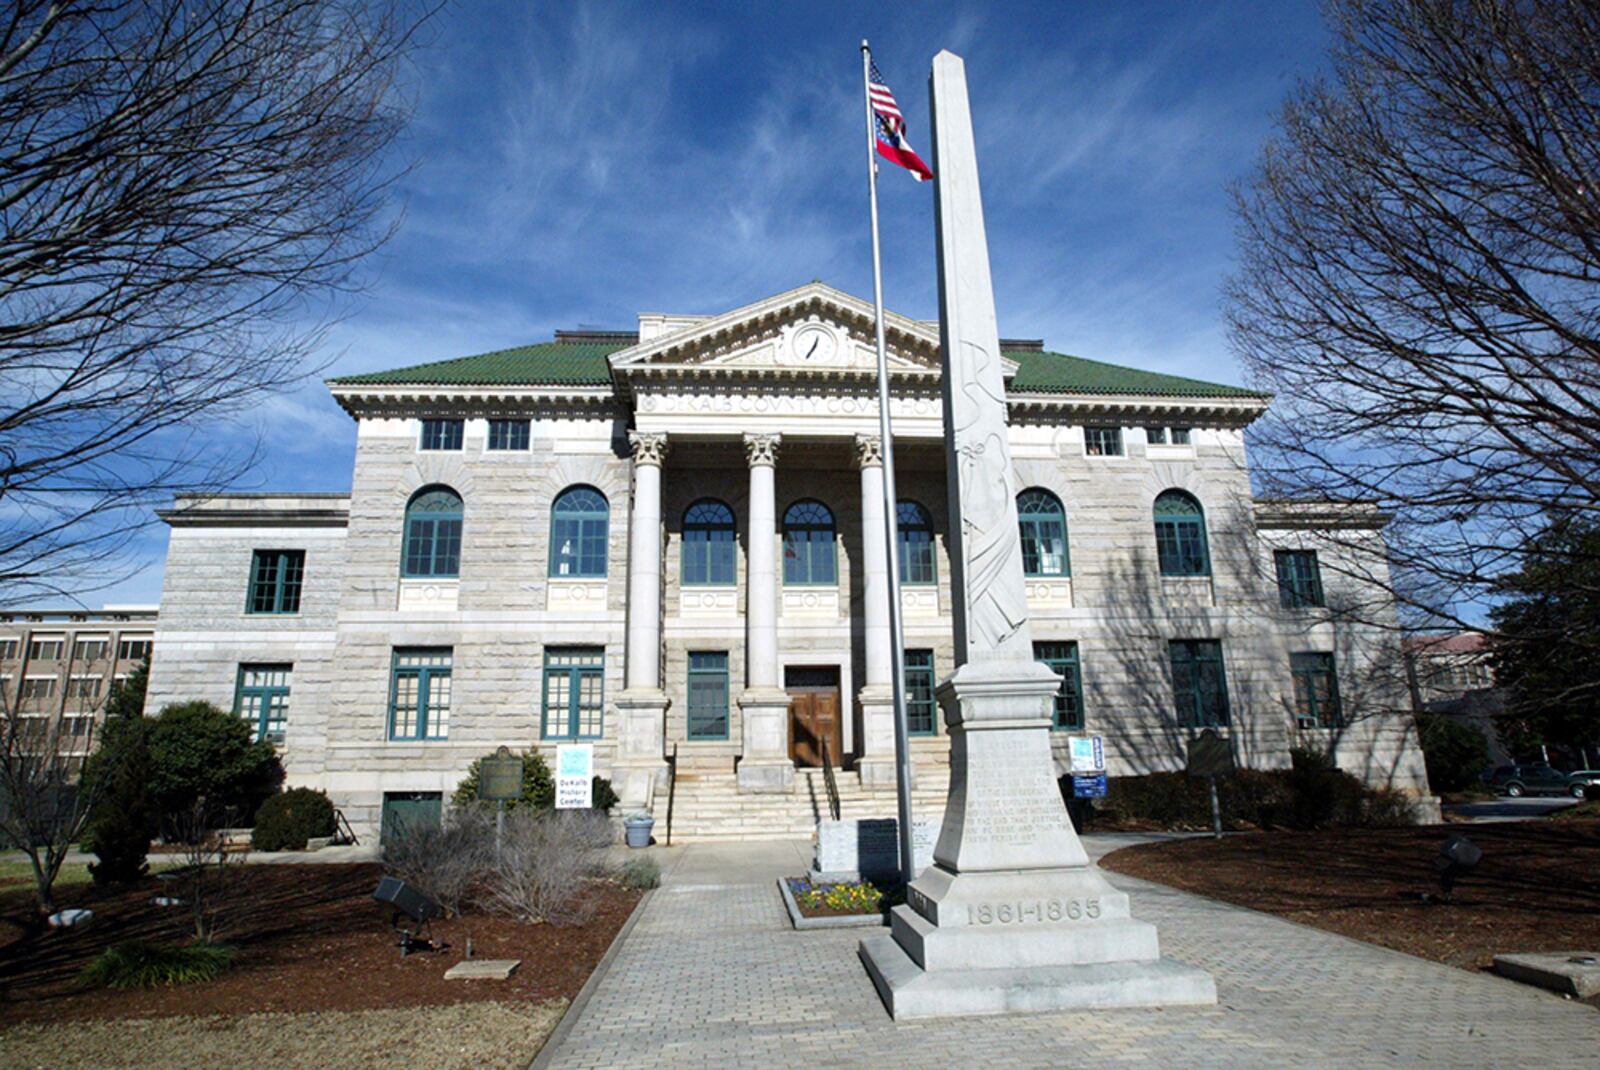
left=659, top=764, right=951, bottom=842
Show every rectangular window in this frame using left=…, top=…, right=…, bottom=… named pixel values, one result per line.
left=1274, top=549, right=1324, bottom=608
left=21, top=676, right=57, bottom=701
left=117, top=638, right=152, bottom=662
left=65, top=714, right=95, bottom=738
left=487, top=418, right=531, bottom=451
left=389, top=649, right=452, bottom=740
left=1034, top=641, right=1086, bottom=730
left=1145, top=426, right=1168, bottom=445
left=237, top=663, right=292, bottom=742
left=1170, top=640, right=1230, bottom=727
left=419, top=418, right=464, bottom=451
left=73, top=638, right=109, bottom=662
left=67, top=675, right=101, bottom=702
left=1170, top=427, right=1192, bottom=445
left=904, top=649, right=937, bottom=736
left=686, top=652, right=730, bottom=740
left=247, top=550, right=305, bottom=614
left=28, top=638, right=63, bottom=661
left=1291, top=652, right=1341, bottom=729
left=543, top=647, right=604, bottom=740
left=1084, top=426, right=1123, bottom=456
left=0, top=639, right=17, bottom=660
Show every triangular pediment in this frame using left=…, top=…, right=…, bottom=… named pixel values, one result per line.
left=609, top=282, right=988, bottom=377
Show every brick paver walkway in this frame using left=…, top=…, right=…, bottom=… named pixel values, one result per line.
left=539, top=838, right=1597, bottom=1069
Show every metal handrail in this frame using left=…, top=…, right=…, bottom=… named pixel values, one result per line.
left=664, top=742, right=678, bottom=847
left=332, top=808, right=359, bottom=846
left=821, top=742, right=842, bottom=822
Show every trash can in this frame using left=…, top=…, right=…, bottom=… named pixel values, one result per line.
left=623, top=812, right=654, bottom=848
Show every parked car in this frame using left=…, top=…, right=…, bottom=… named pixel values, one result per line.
left=1483, top=764, right=1582, bottom=798
left=1566, top=769, right=1600, bottom=798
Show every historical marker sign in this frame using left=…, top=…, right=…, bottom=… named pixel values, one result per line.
left=478, top=746, right=524, bottom=802
left=555, top=743, right=594, bottom=810
left=1186, top=729, right=1235, bottom=779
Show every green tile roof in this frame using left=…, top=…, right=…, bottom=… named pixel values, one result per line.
left=1004, top=348, right=1263, bottom=398
left=330, top=338, right=1262, bottom=400
left=329, top=340, right=623, bottom=387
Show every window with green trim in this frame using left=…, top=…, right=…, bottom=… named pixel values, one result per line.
left=236, top=663, right=291, bottom=742
left=1085, top=426, right=1123, bottom=456
left=389, top=649, right=451, bottom=740
left=1154, top=490, right=1210, bottom=577
left=402, top=487, right=462, bottom=578
left=542, top=647, right=604, bottom=739
left=782, top=500, right=836, bottom=585
left=1034, top=641, right=1085, bottom=730
left=904, top=649, right=937, bottom=736
left=1169, top=640, right=1229, bottom=727
left=550, top=486, right=609, bottom=578
left=896, top=501, right=936, bottom=586
left=1291, top=652, right=1341, bottom=729
left=487, top=418, right=530, bottom=450
left=1018, top=488, right=1069, bottom=576
left=1275, top=550, right=1324, bottom=608
left=420, top=418, right=463, bottom=450
left=686, top=651, right=730, bottom=739
left=247, top=549, right=305, bottom=614
left=682, top=500, right=736, bottom=586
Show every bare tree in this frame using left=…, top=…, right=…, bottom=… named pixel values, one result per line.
left=0, top=0, right=432, bottom=604
left=0, top=686, right=108, bottom=916
left=170, top=796, right=243, bottom=943
left=1227, top=0, right=1600, bottom=638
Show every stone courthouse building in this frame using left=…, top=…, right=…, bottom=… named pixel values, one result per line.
left=146, top=283, right=1433, bottom=840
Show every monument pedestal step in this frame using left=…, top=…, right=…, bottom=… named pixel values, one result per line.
left=858, top=932, right=1217, bottom=1020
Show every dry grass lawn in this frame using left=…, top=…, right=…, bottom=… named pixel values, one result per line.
left=0, top=998, right=567, bottom=1070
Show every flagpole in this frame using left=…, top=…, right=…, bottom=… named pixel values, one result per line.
left=861, top=39, right=916, bottom=889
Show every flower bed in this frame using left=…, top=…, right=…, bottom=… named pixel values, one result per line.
left=784, top=878, right=883, bottom=918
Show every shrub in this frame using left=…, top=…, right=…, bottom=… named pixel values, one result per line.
left=1360, top=787, right=1420, bottom=828
left=453, top=750, right=554, bottom=812
left=1416, top=713, right=1491, bottom=793
left=1217, top=767, right=1293, bottom=830
left=147, top=702, right=283, bottom=827
left=380, top=807, right=491, bottom=917
left=1284, top=747, right=1367, bottom=829
left=479, top=809, right=610, bottom=925
left=250, top=788, right=336, bottom=851
left=81, top=941, right=234, bottom=989
left=617, top=856, right=660, bottom=890
left=591, top=775, right=619, bottom=813
left=84, top=680, right=154, bottom=884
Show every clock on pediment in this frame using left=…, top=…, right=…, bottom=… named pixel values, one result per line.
left=782, top=320, right=844, bottom=367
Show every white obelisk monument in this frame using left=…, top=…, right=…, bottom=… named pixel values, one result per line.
left=857, top=49, right=1217, bottom=1019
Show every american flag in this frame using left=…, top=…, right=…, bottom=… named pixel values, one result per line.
left=868, top=61, right=933, bottom=182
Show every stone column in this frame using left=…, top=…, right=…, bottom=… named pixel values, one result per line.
left=613, top=431, right=670, bottom=810
left=736, top=432, right=794, bottom=793
left=855, top=433, right=898, bottom=788
left=858, top=49, right=1214, bottom=1020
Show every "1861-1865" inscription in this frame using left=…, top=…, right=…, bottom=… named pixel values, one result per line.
left=967, top=898, right=1102, bottom=926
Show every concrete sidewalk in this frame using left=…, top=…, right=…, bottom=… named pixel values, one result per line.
left=538, top=835, right=1597, bottom=1069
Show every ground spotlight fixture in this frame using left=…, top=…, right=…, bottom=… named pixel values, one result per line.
left=1434, top=835, right=1482, bottom=903
left=373, top=876, right=442, bottom=957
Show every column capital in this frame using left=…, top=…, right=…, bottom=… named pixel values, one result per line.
left=628, top=430, right=669, bottom=466
left=743, top=432, right=781, bottom=467
left=854, top=433, right=883, bottom=469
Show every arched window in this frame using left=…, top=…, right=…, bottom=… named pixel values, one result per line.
left=1154, top=490, right=1210, bottom=577
left=783, top=500, right=836, bottom=585
left=1017, top=489, right=1069, bottom=576
left=682, top=499, right=736, bottom=586
left=896, top=501, right=936, bottom=585
left=402, top=486, right=463, bottom=578
left=550, top=486, right=609, bottom=578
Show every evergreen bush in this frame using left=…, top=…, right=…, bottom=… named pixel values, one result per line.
left=147, top=701, right=283, bottom=827
left=250, top=787, right=336, bottom=851
left=81, top=941, right=234, bottom=988
left=84, top=665, right=154, bottom=884
left=453, top=750, right=554, bottom=812
left=1415, top=713, right=1491, bottom=793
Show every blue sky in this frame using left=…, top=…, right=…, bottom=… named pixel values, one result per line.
left=101, top=0, right=1331, bottom=606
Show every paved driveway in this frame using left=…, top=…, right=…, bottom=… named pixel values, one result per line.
left=536, top=837, right=1596, bottom=1070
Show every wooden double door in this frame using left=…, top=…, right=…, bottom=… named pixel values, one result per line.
left=786, top=666, right=842, bottom=768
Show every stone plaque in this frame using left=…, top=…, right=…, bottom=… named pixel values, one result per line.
left=815, top=817, right=938, bottom=882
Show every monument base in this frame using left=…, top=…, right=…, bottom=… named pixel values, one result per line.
left=858, top=932, right=1217, bottom=1019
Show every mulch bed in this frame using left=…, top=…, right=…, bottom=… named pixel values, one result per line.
left=1100, top=819, right=1600, bottom=978
left=0, top=863, right=639, bottom=1026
